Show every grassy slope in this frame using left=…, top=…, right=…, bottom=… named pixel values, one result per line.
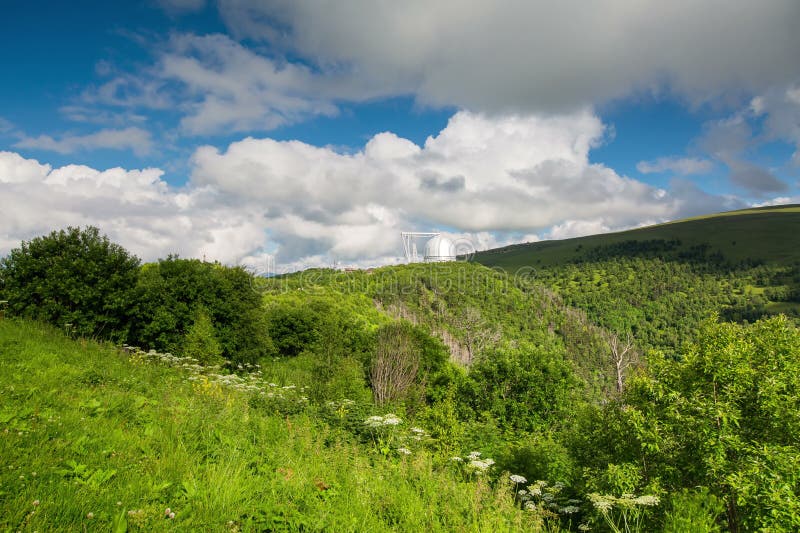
left=474, top=204, right=800, bottom=269
left=0, top=319, right=532, bottom=532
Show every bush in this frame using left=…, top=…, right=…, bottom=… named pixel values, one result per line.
left=0, top=226, right=139, bottom=340
left=463, top=343, right=577, bottom=432
left=663, top=488, right=723, bottom=533
left=128, top=257, right=274, bottom=364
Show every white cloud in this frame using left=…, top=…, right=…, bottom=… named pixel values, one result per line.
left=219, top=0, right=800, bottom=112
left=82, top=33, right=341, bottom=136
left=0, top=111, right=742, bottom=269
left=637, top=157, right=713, bottom=176
left=545, top=220, right=612, bottom=240
left=0, top=151, right=265, bottom=264
left=14, top=127, right=154, bottom=156
left=190, top=109, right=718, bottom=265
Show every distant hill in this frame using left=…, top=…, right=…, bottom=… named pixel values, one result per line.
left=474, top=204, right=800, bottom=269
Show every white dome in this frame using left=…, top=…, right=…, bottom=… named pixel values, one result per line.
left=424, top=235, right=456, bottom=262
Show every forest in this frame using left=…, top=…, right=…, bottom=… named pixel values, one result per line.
left=1, top=224, right=799, bottom=531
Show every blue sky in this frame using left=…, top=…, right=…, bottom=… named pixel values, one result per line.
left=1, top=1, right=799, bottom=268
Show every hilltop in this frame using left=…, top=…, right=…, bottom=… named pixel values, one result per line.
left=474, top=204, right=800, bottom=269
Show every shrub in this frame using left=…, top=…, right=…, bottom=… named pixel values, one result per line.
left=0, top=226, right=139, bottom=340
left=129, top=256, right=274, bottom=363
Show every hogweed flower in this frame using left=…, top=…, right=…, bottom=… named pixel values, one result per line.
left=634, top=495, right=660, bottom=506
left=510, top=474, right=527, bottom=484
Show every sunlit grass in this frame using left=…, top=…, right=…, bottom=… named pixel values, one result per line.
left=0, top=318, right=548, bottom=531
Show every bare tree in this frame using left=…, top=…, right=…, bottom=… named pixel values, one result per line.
left=454, top=307, right=501, bottom=364
left=605, top=331, right=638, bottom=393
left=370, top=324, right=421, bottom=405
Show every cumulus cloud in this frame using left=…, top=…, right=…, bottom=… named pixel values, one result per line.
left=219, top=0, right=800, bottom=112
left=14, top=127, right=154, bottom=156
left=189, top=109, right=716, bottom=265
left=637, top=157, right=713, bottom=176
left=0, top=111, right=743, bottom=269
left=0, top=150, right=265, bottom=263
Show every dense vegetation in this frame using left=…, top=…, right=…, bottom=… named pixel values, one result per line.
left=2, top=221, right=800, bottom=531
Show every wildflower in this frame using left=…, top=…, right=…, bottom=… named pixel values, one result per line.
left=510, top=474, right=528, bottom=484
left=524, top=501, right=536, bottom=511
left=589, top=494, right=613, bottom=512
left=397, top=447, right=412, bottom=455
left=32, top=500, right=40, bottom=506
left=169, top=512, right=176, bottom=519
left=410, top=427, right=426, bottom=435
left=382, top=414, right=402, bottom=426
left=634, top=495, right=660, bottom=506
left=468, top=459, right=493, bottom=471
left=450, top=456, right=463, bottom=462
left=86, top=512, right=94, bottom=519
left=165, top=508, right=172, bottom=516
left=560, top=505, right=581, bottom=514
left=467, top=451, right=481, bottom=460
left=117, top=501, right=122, bottom=506
left=364, top=415, right=384, bottom=428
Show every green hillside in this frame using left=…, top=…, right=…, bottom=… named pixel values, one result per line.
left=4, top=226, right=800, bottom=531
left=475, top=204, right=800, bottom=269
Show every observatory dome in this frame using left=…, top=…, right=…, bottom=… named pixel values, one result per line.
left=424, top=235, right=456, bottom=262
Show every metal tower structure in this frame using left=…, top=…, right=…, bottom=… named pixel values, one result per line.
left=401, top=232, right=440, bottom=262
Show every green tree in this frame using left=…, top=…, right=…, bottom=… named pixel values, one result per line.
left=129, top=257, right=273, bottom=364
left=0, top=226, right=139, bottom=340
left=599, top=316, right=800, bottom=531
left=182, top=308, right=223, bottom=365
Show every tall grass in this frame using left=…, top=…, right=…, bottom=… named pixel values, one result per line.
left=0, top=319, right=543, bottom=531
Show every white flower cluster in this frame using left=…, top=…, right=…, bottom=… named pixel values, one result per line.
left=588, top=492, right=660, bottom=513
left=450, top=451, right=496, bottom=473
left=510, top=474, right=527, bottom=484
left=124, top=345, right=309, bottom=404
left=363, top=414, right=402, bottom=428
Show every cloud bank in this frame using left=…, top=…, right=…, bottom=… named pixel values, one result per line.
left=1, top=111, right=744, bottom=269
left=219, top=0, right=800, bottom=112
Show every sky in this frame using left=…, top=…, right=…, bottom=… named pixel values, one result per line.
left=1, top=0, right=799, bottom=271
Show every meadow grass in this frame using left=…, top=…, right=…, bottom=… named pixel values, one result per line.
left=0, top=319, right=541, bottom=532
